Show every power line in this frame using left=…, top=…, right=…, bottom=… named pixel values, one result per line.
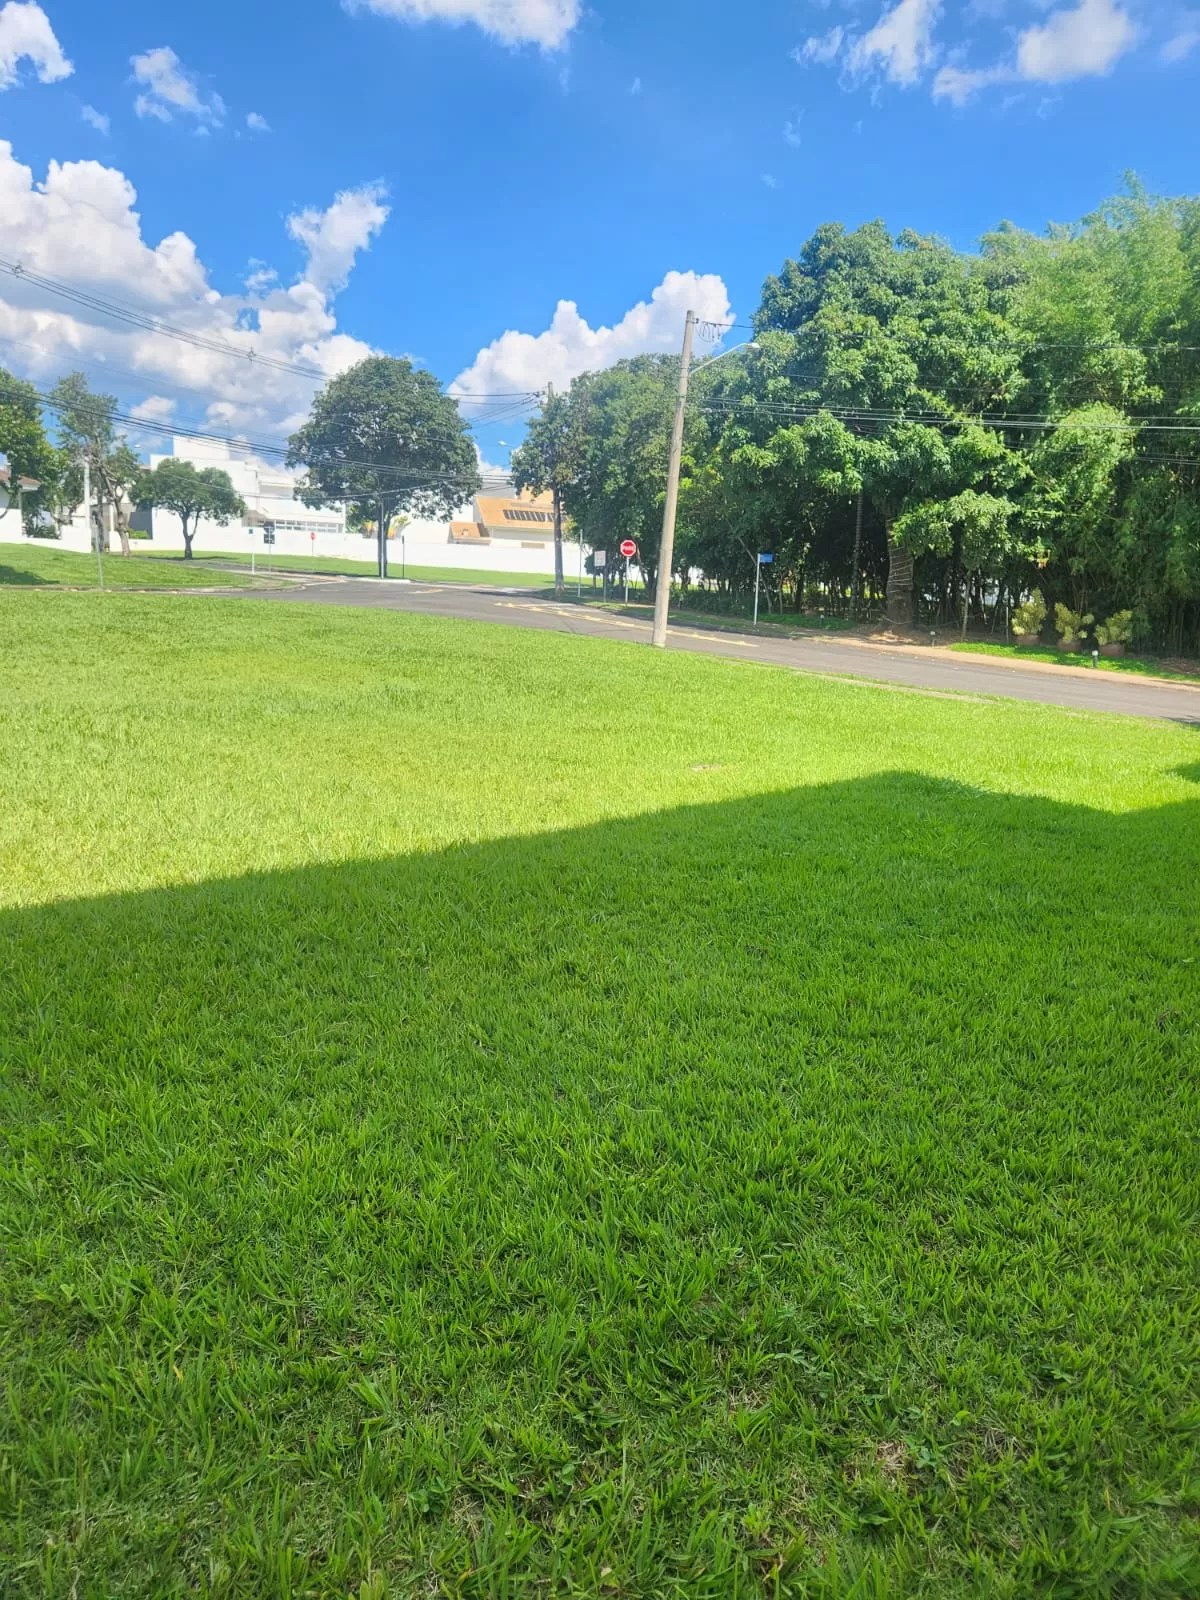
left=0, top=256, right=331, bottom=382
left=0, top=374, right=516, bottom=489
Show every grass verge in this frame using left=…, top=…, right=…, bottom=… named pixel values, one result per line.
left=159, top=551, right=561, bottom=587
left=1, top=591, right=1198, bottom=1598
left=0, top=544, right=260, bottom=590
left=951, top=638, right=1200, bottom=685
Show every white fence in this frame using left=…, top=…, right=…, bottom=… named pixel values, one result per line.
left=2, top=514, right=584, bottom=579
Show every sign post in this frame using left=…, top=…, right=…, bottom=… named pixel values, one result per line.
left=755, top=552, right=774, bottom=626
left=620, top=539, right=637, bottom=604
left=595, top=547, right=607, bottom=602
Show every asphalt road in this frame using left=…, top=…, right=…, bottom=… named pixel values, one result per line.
left=225, top=576, right=1200, bottom=723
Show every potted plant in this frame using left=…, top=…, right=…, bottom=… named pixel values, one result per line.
left=1094, top=610, right=1133, bottom=658
left=1054, top=602, right=1094, bottom=654
left=1011, top=590, right=1047, bottom=649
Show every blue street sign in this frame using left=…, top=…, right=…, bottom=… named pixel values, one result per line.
left=758, top=552, right=774, bottom=564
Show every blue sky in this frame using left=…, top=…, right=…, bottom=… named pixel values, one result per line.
left=1, top=0, right=1197, bottom=465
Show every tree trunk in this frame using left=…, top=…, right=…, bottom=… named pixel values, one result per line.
left=552, top=484, right=564, bottom=597
left=182, top=515, right=194, bottom=560
left=116, top=509, right=131, bottom=557
left=850, top=492, right=864, bottom=621
left=884, top=526, right=913, bottom=627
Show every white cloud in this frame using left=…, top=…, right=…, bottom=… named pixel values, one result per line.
left=848, top=0, right=941, bottom=85
left=286, top=184, right=389, bottom=296
left=936, top=0, right=1137, bottom=102
left=783, top=115, right=803, bottom=146
left=1016, top=0, right=1137, bottom=82
left=346, top=0, right=580, bottom=49
left=80, top=103, right=109, bottom=134
left=933, top=62, right=1010, bottom=102
left=0, top=1, right=71, bottom=89
left=131, top=46, right=226, bottom=125
left=451, top=270, right=734, bottom=398
left=246, top=110, right=270, bottom=131
left=130, top=395, right=176, bottom=423
left=795, top=26, right=844, bottom=65
left=1163, top=20, right=1200, bottom=61
left=0, top=138, right=386, bottom=439
left=761, top=173, right=778, bottom=188
left=629, top=76, right=642, bottom=94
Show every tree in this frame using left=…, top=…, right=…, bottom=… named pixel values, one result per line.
left=549, top=356, right=689, bottom=597
left=755, top=222, right=1026, bottom=622
left=133, top=460, right=246, bottom=559
left=49, top=373, right=143, bottom=555
left=511, top=389, right=585, bottom=596
left=286, top=357, right=480, bottom=578
left=0, top=369, right=64, bottom=533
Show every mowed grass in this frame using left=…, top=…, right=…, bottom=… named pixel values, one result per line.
left=165, top=551, right=561, bottom=586
left=0, top=544, right=260, bottom=590
left=950, top=639, right=1200, bottom=685
left=1, top=591, right=1198, bottom=1599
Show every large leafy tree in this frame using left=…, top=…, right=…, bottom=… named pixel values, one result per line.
left=286, top=357, right=480, bottom=576
left=554, top=355, right=691, bottom=596
left=0, top=369, right=64, bottom=533
left=754, top=222, right=1027, bottom=622
left=133, top=460, right=246, bottom=559
left=510, top=389, right=586, bottom=596
left=49, top=373, right=143, bottom=555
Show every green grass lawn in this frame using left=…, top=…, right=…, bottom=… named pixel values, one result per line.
left=1, top=591, right=1198, bottom=1599
left=0, top=544, right=260, bottom=590
left=951, top=639, right=1200, bottom=685
left=170, top=550, right=560, bottom=587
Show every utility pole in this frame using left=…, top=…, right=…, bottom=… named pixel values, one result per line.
left=84, top=459, right=102, bottom=590
left=651, top=309, right=696, bottom=648
left=545, top=382, right=567, bottom=597
left=378, top=496, right=388, bottom=580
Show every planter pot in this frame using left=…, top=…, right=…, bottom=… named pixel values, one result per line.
left=1056, top=638, right=1083, bottom=654
left=1099, top=642, right=1126, bottom=658
left=1014, top=637, right=1045, bottom=650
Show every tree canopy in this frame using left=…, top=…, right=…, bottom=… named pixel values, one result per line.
left=286, top=357, right=480, bottom=573
left=134, top=460, right=246, bottom=559
left=49, top=373, right=143, bottom=555
left=520, top=184, right=1200, bottom=651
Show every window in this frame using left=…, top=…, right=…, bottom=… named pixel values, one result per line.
left=502, top=509, right=553, bottom=524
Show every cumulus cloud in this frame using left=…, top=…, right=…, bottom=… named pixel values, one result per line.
left=848, top=0, right=941, bottom=86
left=795, top=26, right=844, bottom=66
left=1016, top=0, right=1137, bottom=82
left=933, top=62, right=1010, bottom=102
left=246, top=110, right=270, bottom=131
left=1162, top=18, right=1200, bottom=61
left=80, top=103, right=109, bottom=134
left=130, top=395, right=176, bottom=423
left=450, top=270, right=733, bottom=399
left=935, top=0, right=1137, bottom=102
left=0, top=0, right=71, bottom=89
left=0, top=139, right=386, bottom=438
left=131, top=46, right=226, bottom=125
left=346, top=0, right=580, bottom=49
left=286, top=184, right=389, bottom=296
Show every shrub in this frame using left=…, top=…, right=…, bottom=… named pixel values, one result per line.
left=1054, top=602, right=1094, bottom=644
left=1095, top=610, right=1134, bottom=646
left=1011, top=590, right=1047, bottom=638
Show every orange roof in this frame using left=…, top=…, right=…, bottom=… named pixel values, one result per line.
left=476, top=489, right=556, bottom=534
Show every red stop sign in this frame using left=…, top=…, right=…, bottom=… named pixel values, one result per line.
left=620, top=539, right=637, bottom=559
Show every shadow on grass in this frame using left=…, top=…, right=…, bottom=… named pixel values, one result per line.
left=2, top=774, right=1198, bottom=1597
left=0, top=563, right=54, bottom=586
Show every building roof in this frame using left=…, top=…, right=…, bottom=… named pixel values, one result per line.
left=476, top=489, right=556, bottom=535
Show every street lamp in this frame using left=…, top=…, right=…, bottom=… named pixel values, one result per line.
left=651, top=317, right=761, bottom=648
